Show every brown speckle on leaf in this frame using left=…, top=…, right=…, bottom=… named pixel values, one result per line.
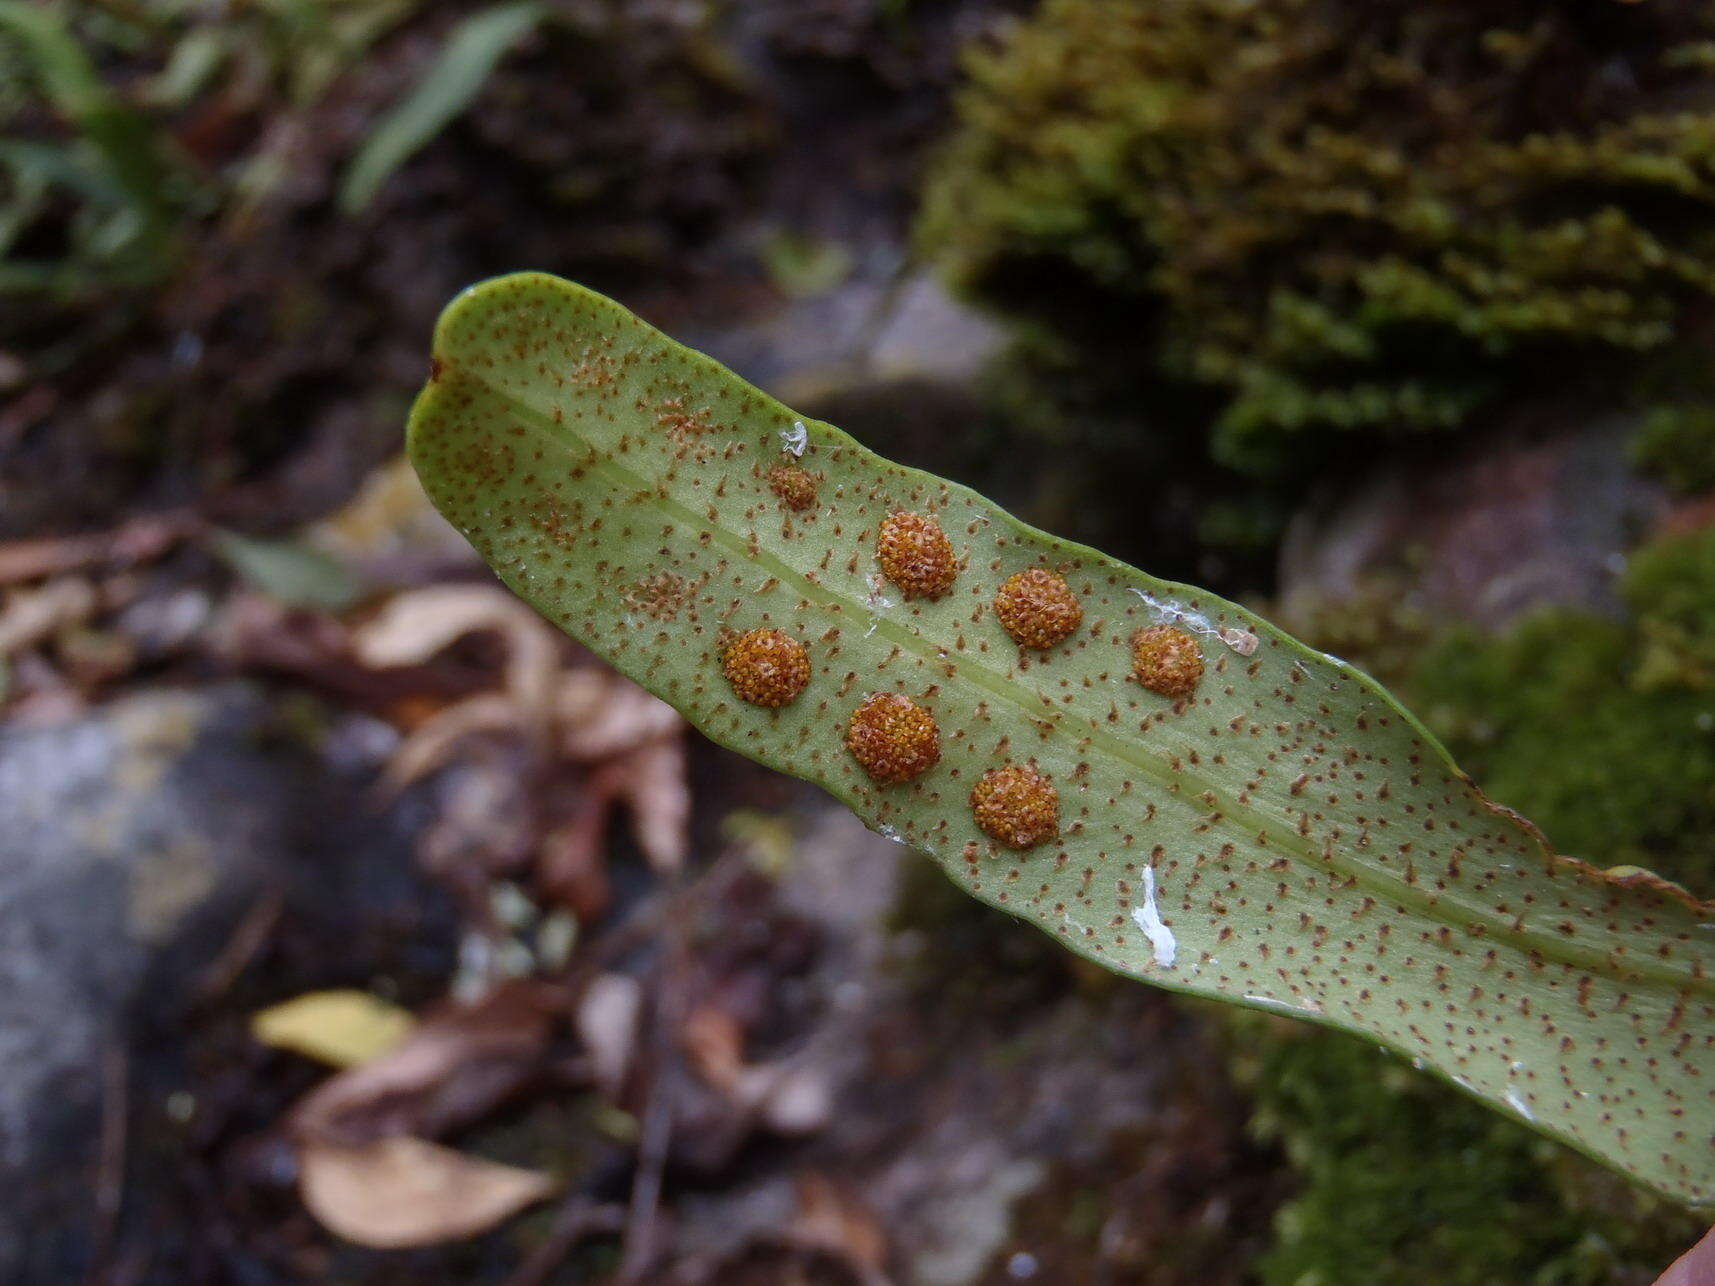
left=768, top=463, right=819, bottom=511
left=627, top=572, right=692, bottom=621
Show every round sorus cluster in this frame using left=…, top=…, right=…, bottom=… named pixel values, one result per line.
left=993, top=568, right=1083, bottom=649
left=845, top=692, right=941, bottom=783
left=970, top=765, right=1059, bottom=849
left=1131, top=624, right=1203, bottom=699
left=877, top=510, right=958, bottom=600
left=767, top=463, right=819, bottom=511
left=721, top=627, right=811, bottom=707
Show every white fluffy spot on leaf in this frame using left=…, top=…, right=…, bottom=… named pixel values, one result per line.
left=1132, top=865, right=1177, bottom=969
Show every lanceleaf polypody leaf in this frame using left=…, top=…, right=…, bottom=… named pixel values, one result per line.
left=407, top=272, right=1715, bottom=1209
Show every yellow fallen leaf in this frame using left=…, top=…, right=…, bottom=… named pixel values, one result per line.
left=251, top=990, right=416, bottom=1068
left=299, top=1136, right=555, bottom=1248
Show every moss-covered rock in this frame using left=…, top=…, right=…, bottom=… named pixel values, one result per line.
left=1229, top=1013, right=1702, bottom=1286
left=921, top=0, right=1715, bottom=475
left=1631, top=402, right=1715, bottom=496
left=1623, top=522, right=1715, bottom=690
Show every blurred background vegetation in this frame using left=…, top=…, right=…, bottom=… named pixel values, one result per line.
left=4, top=1, right=1715, bottom=1282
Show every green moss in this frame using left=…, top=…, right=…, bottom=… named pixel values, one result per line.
left=921, top=0, right=1715, bottom=474
left=1624, top=523, right=1715, bottom=690
left=1410, top=530, right=1715, bottom=890
left=1631, top=403, right=1715, bottom=496
left=1230, top=1014, right=1701, bottom=1286
left=1413, top=612, right=1713, bottom=880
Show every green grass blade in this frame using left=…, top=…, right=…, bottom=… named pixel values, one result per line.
left=407, top=271, right=1715, bottom=1209
left=338, top=2, right=542, bottom=213
left=0, top=1, right=174, bottom=238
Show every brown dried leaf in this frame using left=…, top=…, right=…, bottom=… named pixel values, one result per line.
left=600, top=739, right=689, bottom=874
left=576, top=973, right=643, bottom=1095
left=215, top=593, right=352, bottom=678
left=537, top=737, right=689, bottom=907
left=0, top=577, right=97, bottom=656
left=683, top=1002, right=832, bottom=1137
left=291, top=980, right=560, bottom=1145
left=354, top=584, right=560, bottom=713
left=378, top=691, right=523, bottom=796
left=557, top=670, right=683, bottom=760
left=299, top=1135, right=554, bottom=1249
left=791, top=1172, right=889, bottom=1281
left=309, top=456, right=475, bottom=570
left=682, top=1002, right=746, bottom=1093
left=538, top=797, right=615, bottom=922
left=0, top=512, right=194, bottom=585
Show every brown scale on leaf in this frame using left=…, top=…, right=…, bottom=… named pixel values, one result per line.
left=877, top=510, right=957, bottom=600
left=626, top=571, right=693, bottom=621
left=767, top=463, right=819, bottom=511
left=654, top=395, right=715, bottom=436
left=994, top=568, right=1083, bottom=649
left=971, top=765, right=1059, bottom=850
left=845, top=692, right=941, bottom=783
left=721, top=628, right=811, bottom=708
left=1131, top=623, right=1204, bottom=699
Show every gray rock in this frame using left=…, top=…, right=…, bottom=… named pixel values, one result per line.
left=693, top=273, right=1005, bottom=409
left=0, top=684, right=444, bottom=1283
left=1280, top=411, right=1667, bottom=630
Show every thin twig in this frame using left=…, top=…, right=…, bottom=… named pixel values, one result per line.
left=0, top=512, right=197, bottom=586
left=616, top=864, right=699, bottom=1282
left=88, top=1037, right=129, bottom=1281
left=191, top=887, right=284, bottom=1007
left=620, top=1085, right=674, bottom=1281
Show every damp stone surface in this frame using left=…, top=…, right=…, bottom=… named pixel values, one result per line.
left=408, top=271, right=1715, bottom=1210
